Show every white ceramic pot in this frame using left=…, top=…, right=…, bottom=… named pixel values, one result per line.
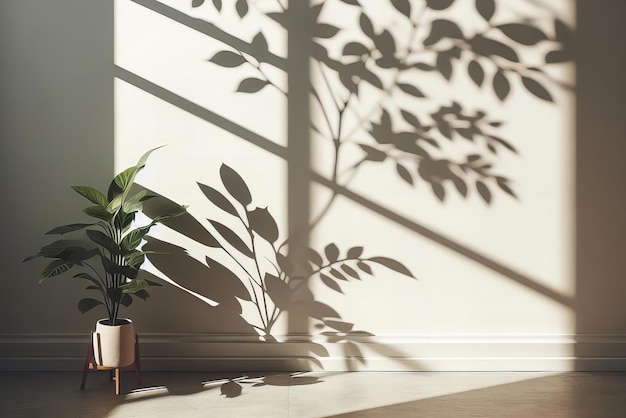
left=92, top=318, right=136, bottom=368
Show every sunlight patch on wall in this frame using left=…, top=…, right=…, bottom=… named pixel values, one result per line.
left=114, top=0, right=576, bottom=368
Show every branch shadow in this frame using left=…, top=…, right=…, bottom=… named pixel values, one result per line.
left=121, top=0, right=573, bottom=307
left=118, top=0, right=575, bottom=386
left=140, top=174, right=427, bottom=382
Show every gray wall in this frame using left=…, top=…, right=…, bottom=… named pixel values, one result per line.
left=575, top=1, right=626, bottom=336
left=0, top=0, right=113, bottom=333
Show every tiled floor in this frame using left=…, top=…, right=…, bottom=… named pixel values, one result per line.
left=1, top=371, right=625, bottom=417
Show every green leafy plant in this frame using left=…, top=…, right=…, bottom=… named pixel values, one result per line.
left=24, top=147, right=186, bottom=325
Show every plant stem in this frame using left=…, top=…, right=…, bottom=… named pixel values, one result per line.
left=248, top=228, right=271, bottom=333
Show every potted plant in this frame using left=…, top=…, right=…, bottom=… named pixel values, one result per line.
left=24, top=147, right=185, bottom=368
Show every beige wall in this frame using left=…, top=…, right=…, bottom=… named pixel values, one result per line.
left=1, top=0, right=625, bottom=371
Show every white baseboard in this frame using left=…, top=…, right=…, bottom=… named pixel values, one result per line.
left=1, top=333, right=625, bottom=372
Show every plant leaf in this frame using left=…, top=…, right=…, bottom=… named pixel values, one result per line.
left=493, top=69, right=510, bottom=101
left=475, top=0, right=495, bottom=21
left=545, top=50, right=570, bottom=64
left=122, top=189, right=147, bottom=214
left=276, top=253, right=293, bottom=275
left=248, top=207, right=279, bottom=243
left=554, top=19, right=573, bottom=45
left=424, top=19, right=464, bottom=46
left=251, top=32, right=268, bottom=57
left=401, top=110, right=423, bottom=129
left=86, top=230, right=119, bottom=254
left=320, top=273, right=343, bottom=293
left=265, top=273, right=291, bottom=309
left=329, top=268, right=347, bottom=281
left=341, top=264, right=360, bottom=279
left=315, top=23, right=340, bottom=39
left=133, top=289, right=150, bottom=301
left=120, top=225, right=152, bottom=253
left=468, top=59, right=484, bottom=87
left=71, top=186, right=108, bottom=207
left=396, top=163, right=414, bottom=185
left=78, top=298, right=103, bottom=314
left=359, top=13, right=375, bottom=39
left=452, top=175, right=468, bottom=197
left=497, top=23, right=547, bottom=46
left=347, top=246, right=363, bottom=259
left=124, top=251, right=146, bottom=269
left=343, top=42, right=369, bottom=56
left=496, top=177, right=517, bottom=198
left=357, top=261, right=372, bottom=274
left=369, top=256, right=414, bottom=277
left=398, top=83, right=425, bottom=98
left=488, top=135, right=516, bottom=153
left=209, top=51, right=246, bottom=67
left=470, top=35, right=518, bottom=62
left=220, top=164, right=252, bottom=206
left=106, top=287, right=123, bottom=304
left=521, top=76, right=553, bottom=102
left=476, top=180, right=492, bottom=203
left=307, top=301, right=340, bottom=320
left=198, top=183, right=238, bottom=216
left=101, top=256, right=138, bottom=279
left=84, top=205, right=111, bottom=221
left=374, top=29, right=396, bottom=57
left=237, top=78, right=269, bottom=93
left=325, top=320, right=354, bottom=333
left=106, top=194, right=123, bottom=214
left=74, top=272, right=104, bottom=291
left=46, top=223, right=93, bottom=235
left=107, top=146, right=163, bottom=202
left=324, top=243, right=340, bottom=263
left=436, top=52, right=453, bottom=80
left=41, top=259, right=75, bottom=280
left=121, top=278, right=149, bottom=294
left=209, top=220, right=253, bottom=257
left=359, top=144, right=386, bottom=162
left=426, top=0, right=455, bottom=10
left=108, top=168, right=135, bottom=201
left=24, top=241, right=94, bottom=262
left=235, top=0, right=248, bottom=18
left=391, top=0, right=411, bottom=17
left=120, top=293, right=133, bottom=307
left=308, top=248, right=324, bottom=267
left=431, top=182, right=446, bottom=201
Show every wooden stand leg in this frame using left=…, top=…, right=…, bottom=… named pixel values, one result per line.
left=114, top=368, right=120, bottom=395
left=80, top=332, right=142, bottom=395
left=80, top=332, right=94, bottom=390
left=134, top=334, right=142, bottom=386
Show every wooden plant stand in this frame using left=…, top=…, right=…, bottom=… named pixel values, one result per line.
left=80, top=332, right=142, bottom=395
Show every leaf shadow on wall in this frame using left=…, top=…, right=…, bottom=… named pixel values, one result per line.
left=123, top=0, right=574, bottom=396
left=201, top=0, right=573, bottom=206
left=124, top=0, right=575, bottom=304
left=140, top=165, right=419, bottom=371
